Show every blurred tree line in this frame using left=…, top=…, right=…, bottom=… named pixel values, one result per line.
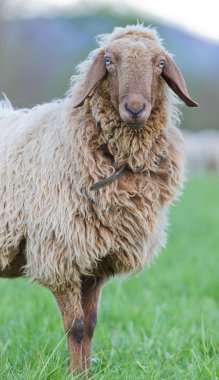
left=0, top=8, right=218, bottom=131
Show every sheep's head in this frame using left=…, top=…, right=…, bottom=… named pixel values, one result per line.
left=73, top=28, right=198, bottom=131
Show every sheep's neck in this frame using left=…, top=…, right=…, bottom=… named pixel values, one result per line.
left=89, top=85, right=168, bottom=175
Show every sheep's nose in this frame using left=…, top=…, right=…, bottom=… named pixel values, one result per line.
left=119, top=94, right=151, bottom=129
left=125, top=104, right=145, bottom=119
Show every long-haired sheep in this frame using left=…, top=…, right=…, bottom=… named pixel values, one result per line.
left=0, top=24, right=197, bottom=376
left=183, top=129, right=219, bottom=175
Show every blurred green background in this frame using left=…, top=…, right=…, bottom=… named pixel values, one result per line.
left=0, top=1, right=218, bottom=131
left=0, top=2, right=219, bottom=379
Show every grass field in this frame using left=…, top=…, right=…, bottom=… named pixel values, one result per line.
left=0, top=175, right=219, bottom=380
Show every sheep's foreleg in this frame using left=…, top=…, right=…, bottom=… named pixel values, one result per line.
left=53, top=284, right=85, bottom=375
left=81, top=275, right=106, bottom=375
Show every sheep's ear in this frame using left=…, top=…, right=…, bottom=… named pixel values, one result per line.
left=161, top=55, right=198, bottom=107
left=73, top=52, right=106, bottom=108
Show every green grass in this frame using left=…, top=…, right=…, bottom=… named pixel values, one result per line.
left=0, top=175, right=219, bottom=380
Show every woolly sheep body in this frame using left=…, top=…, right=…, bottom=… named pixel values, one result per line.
left=0, top=24, right=195, bottom=375
left=0, top=25, right=185, bottom=290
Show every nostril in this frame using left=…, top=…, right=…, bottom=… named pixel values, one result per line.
left=125, top=104, right=145, bottom=118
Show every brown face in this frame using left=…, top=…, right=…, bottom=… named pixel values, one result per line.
left=103, top=40, right=166, bottom=130
left=73, top=34, right=198, bottom=116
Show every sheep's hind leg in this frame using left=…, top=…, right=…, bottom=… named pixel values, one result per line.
left=53, top=282, right=85, bottom=376
left=81, top=275, right=106, bottom=376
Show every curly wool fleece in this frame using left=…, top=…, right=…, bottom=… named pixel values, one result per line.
left=90, top=82, right=169, bottom=173
left=0, top=25, right=185, bottom=289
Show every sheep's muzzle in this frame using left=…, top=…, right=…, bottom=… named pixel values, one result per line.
left=119, top=94, right=151, bottom=130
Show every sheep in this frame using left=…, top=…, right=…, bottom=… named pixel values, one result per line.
left=183, top=129, right=219, bottom=175
left=0, top=24, right=198, bottom=376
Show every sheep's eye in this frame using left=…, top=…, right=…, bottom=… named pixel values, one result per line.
left=158, top=59, right=165, bottom=69
left=104, top=57, right=111, bottom=66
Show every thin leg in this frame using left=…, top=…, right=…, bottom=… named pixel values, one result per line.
left=81, top=275, right=106, bottom=375
left=53, top=281, right=85, bottom=375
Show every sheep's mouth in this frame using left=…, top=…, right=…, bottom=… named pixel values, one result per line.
left=125, top=122, right=144, bottom=130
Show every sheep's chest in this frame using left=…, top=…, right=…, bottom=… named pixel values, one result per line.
left=87, top=170, right=165, bottom=273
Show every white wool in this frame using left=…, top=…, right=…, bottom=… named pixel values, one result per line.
left=0, top=25, right=185, bottom=290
